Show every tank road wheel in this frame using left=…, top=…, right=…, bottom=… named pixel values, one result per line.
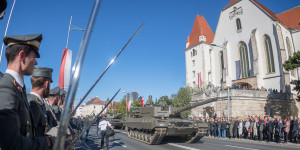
left=145, top=133, right=151, bottom=143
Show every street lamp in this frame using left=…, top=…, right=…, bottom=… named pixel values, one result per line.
left=211, top=43, right=231, bottom=120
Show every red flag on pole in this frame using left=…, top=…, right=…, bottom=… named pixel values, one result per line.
left=127, top=100, right=131, bottom=112
left=59, top=48, right=72, bottom=88
left=198, top=72, right=202, bottom=88
left=141, top=96, right=145, bottom=106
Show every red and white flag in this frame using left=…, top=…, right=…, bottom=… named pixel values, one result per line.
left=141, top=96, right=145, bottom=107
left=59, top=49, right=72, bottom=88
left=198, top=72, right=202, bottom=88
left=127, top=100, right=131, bottom=112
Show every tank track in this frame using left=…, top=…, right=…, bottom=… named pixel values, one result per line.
left=185, top=128, right=206, bottom=143
left=128, top=128, right=167, bottom=144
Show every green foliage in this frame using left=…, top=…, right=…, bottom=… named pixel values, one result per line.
left=283, top=51, right=300, bottom=71
left=132, top=99, right=142, bottom=107
left=283, top=51, right=300, bottom=100
left=171, top=86, right=194, bottom=118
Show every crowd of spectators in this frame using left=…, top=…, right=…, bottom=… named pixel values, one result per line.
left=229, top=84, right=281, bottom=93
left=193, top=115, right=300, bottom=144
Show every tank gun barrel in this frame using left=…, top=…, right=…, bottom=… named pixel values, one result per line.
left=171, top=97, right=222, bottom=115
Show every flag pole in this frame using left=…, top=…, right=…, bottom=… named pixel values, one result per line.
left=0, top=0, right=16, bottom=68
left=66, top=16, right=72, bottom=49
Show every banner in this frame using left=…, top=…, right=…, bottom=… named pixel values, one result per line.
left=141, top=96, right=145, bottom=106
left=127, top=100, right=131, bottom=112
left=59, top=48, right=72, bottom=88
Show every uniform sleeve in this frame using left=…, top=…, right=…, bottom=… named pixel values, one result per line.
left=29, top=101, right=41, bottom=129
left=0, top=82, right=49, bottom=150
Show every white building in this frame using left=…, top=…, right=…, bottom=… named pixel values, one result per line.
left=79, top=97, right=120, bottom=117
left=185, top=0, right=300, bottom=93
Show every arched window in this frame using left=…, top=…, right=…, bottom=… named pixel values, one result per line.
left=286, top=37, right=296, bottom=76
left=219, top=51, right=224, bottom=82
left=238, top=42, right=250, bottom=78
left=236, top=18, right=242, bottom=31
left=264, top=35, right=275, bottom=73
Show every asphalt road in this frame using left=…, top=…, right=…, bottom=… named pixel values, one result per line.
left=75, top=125, right=300, bottom=150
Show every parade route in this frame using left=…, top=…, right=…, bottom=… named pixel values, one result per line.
left=75, top=126, right=300, bottom=150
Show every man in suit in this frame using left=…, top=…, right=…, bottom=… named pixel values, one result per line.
left=0, top=34, right=52, bottom=149
left=28, top=67, right=53, bottom=136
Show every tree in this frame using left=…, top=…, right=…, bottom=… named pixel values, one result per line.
left=283, top=51, right=300, bottom=100
left=171, top=86, right=194, bottom=118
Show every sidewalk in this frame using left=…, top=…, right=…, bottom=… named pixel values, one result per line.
left=204, top=136, right=300, bottom=149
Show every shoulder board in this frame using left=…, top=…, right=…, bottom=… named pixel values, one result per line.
left=35, top=97, right=42, bottom=105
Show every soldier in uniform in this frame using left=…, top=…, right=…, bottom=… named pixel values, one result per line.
left=49, top=86, right=62, bottom=121
left=28, top=67, right=53, bottom=136
left=157, top=98, right=167, bottom=110
left=46, top=88, right=60, bottom=129
left=0, top=34, right=52, bottom=149
left=145, top=95, right=154, bottom=106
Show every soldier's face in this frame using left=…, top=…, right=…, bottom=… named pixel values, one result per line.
left=21, top=51, right=38, bottom=75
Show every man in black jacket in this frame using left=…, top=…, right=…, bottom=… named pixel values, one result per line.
left=267, top=117, right=274, bottom=142
left=233, top=118, right=239, bottom=138
left=292, top=116, right=298, bottom=143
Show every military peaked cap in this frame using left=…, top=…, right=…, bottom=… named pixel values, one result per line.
left=49, top=86, right=60, bottom=96
left=3, top=34, right=42, bottom=58
left=32, top=67, right=53, bottom=82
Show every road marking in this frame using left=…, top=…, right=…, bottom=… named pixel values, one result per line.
left=168, top=143, right=200, bottom=150
left=225, top=145, right=260, bottom=150
left=113, top=141, right=126, bottom=148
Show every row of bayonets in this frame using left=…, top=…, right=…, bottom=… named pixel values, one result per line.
left=52, top=0, right=145, bottom=149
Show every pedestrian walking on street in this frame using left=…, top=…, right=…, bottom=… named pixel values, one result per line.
left=98, top=115, right=114, bottom=149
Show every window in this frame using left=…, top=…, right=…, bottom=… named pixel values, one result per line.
left=192, top=49, right=197, bottom=56
left=192, top=71, right=195, bottom=77
left=236, top=18, right=242, bottom=32
left=192, top=60, right=195, bottom=67
left=219, top=52, right=224, bottom=82
left=238, top=42, right=250, bottom=78
left=264, top=35, right=275, bottom=73
left=286, top=37, right=296, bottom=76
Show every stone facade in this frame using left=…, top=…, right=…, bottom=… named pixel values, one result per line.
left=191, top=89, right=300, bottom=118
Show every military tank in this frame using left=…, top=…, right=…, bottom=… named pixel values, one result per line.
left=123, top=98, right=218, bottom=144
left=107, top=112, right=125, bottom=129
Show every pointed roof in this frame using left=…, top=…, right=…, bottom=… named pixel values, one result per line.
left=186, top=15, right=214, bottom=49
left=223, top=0, right=241, bottom=10
left=277, top=6, right=300, bottom=29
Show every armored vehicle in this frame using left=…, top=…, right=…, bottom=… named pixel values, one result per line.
left=107, top=113, right=125, bottom=129
left=124, top=98, right=218, bottom=144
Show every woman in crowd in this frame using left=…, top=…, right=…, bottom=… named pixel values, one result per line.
left=284, top=117, right=290, bottom=143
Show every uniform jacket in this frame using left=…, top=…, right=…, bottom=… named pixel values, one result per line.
left=45, top=104, right=58, bottom=129
left=0, top=73, right=49, bottom=150
left=28, top=94, right=49, bottom=136
left=52, top=105, right=62, bottom=121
